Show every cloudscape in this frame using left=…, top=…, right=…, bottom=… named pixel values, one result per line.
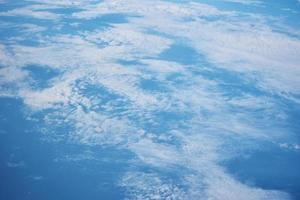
left=0, top=0, right=300, bottom=199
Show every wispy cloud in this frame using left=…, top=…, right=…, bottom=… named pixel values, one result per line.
left=0, top=5, right=60, bottom=20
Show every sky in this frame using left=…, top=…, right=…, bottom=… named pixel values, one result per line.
left=0, top=0, right=300, bottom=200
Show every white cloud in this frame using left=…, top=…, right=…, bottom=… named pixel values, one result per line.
left=26, top=0, right=98, bottom=7
left=0, top=66, right=28, bottom=84
left=0, top=6, right=60, bottom=20
left=121, top=172, right=187, bottom=199
left=73, top=0, right=233, bottom=20
left=123, top=2, right=300, bottom=97
left=222, top=0, right=262, bottom=5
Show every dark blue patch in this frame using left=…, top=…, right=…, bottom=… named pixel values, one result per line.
left=42, top=8, right=83, bottom=15
left=223, top=142, right=300, bottom=200
left=0, top=97, right=130, bottom=200
left=24, top=65, right=60, bottom=89
left=139, top=78, right=169, bottom=92
left=159, top=43, right=199, bottom=65
left=118, top=59, right=144, bottom=66
left=282, top=100, right=300, bottom=140
left=201, top=68, right=264, bottom=97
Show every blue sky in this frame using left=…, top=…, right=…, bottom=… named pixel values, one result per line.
left=0, top=0, right=300, bottom=199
